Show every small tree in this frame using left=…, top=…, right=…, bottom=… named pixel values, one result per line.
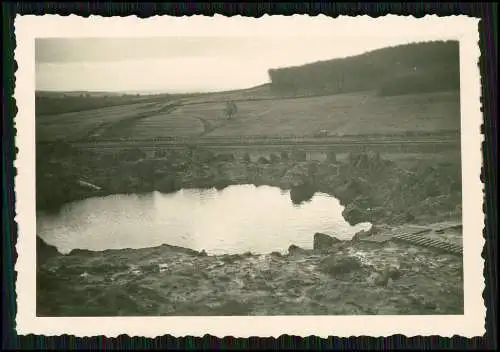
left=225, top=101, right=238, bottom=120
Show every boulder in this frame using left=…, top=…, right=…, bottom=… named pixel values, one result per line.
left=318, top=255, right=363, bottom=276
left=313, top=233, right=341, bottom=251
left=351, top=225, right=379, bottom=241
left=269, top=153, right=280, bottom=163
left=258, top=156, right=270, bottom=164
left=214, top=179, right=231, bottom=191
left=366, top=265, right=401, bottom=286
left=342, top=203, right=367, bottom=225
left=288, top=244, right=308, bottom=256
left=334, top=181, right=362, bottom=204
left=36, top=236, right=60, bottom=267
left=290, top=182, right=316, bottom=205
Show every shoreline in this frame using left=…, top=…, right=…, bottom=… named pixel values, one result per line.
left=37, top=183, right=373, bottom=257
left=36, top=144, right=464, bottom=316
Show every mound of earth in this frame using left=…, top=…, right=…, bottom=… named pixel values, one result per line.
left=36, top=231, right=463, bottom=316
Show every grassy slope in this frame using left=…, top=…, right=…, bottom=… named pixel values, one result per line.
left=36, top=102, right=162, bottom=142
left=198, top=90, right=460, bottom=138
left=36, top=89, right=460, bottom=141
left=36, top=41, right=461, bottom=141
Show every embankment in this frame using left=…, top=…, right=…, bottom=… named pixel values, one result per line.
left=36, top=143, right=462, bottom=226
left=36, top=143, right=463, bottom=316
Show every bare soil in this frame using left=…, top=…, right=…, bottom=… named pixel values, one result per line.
left=36, top=145, right=464, bottom=316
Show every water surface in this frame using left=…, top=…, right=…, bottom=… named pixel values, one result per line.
left=37, top=185, right=371, bottom=255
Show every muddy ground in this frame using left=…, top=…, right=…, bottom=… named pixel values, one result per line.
left=36, top=143, right=463, bottom=316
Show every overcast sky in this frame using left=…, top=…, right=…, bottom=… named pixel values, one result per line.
left=36, top=20, right=460, bottom=93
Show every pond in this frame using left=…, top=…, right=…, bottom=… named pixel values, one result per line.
left=37, top=185, right=372, bottom=255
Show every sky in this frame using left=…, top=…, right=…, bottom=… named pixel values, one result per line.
left=35, top=18, right=462, bottom=93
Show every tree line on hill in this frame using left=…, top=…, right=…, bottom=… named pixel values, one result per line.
left=268, top=40, right=460, bottom=97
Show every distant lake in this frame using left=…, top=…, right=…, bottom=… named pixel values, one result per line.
left=37, top=185, right=372, bottom=255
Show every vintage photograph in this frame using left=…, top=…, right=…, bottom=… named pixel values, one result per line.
left=15, top=15, right=484, bottom=337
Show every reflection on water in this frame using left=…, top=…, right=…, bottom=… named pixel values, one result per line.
left=37, top=185, right=371, bottom=255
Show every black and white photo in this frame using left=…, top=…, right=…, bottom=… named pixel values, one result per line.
left=14, top=14, right=484, bottom=338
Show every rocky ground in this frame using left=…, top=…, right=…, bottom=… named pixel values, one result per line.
left=36, top=142, right=464, bottom=316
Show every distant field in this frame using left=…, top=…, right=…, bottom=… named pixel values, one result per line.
left=36, top=90, right=460, bottom=142
left=201, top=91, right=460, bottom=137
left=36, top=102, right=158, bottom=142
left=122, top=108, right=205, bottom=139
left=35, top=94, right=167, bottom=116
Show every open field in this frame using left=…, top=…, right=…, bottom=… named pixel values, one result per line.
left=196, top=91, right=460, bottom=138
left=36, top=90, right=460, bottom=143
left=36, top=101, right=159, bottom=142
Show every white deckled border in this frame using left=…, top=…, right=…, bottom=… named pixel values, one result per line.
left=14, top=14, right=485, bottom=338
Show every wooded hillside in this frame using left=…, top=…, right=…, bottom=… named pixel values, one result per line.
left=268, top=41, right=460, bottom=97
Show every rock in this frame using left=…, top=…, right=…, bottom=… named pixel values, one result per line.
left=290, top=182, right=316, bottom=205
left=36, top=236, right=60, bottom=267
left=366, top=271, right=387, bottom=286
left=214, top=179, right=230, bottom=190
left=318, top=255, right=363, bottom=276
left=269, top=154, right=280, bottom=163
left=313, top=232, right=341, bottom=251
left=334, top=179, right=369, bottom=203
left=342, top=203, right=367, bottom=225
left=351, top=227, right=375, bottom=241
left=258, top=156, right=270, bottom=164
left=366, top=265, right=401, bottom=286
left=287, top=245, right=308, bottom=256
